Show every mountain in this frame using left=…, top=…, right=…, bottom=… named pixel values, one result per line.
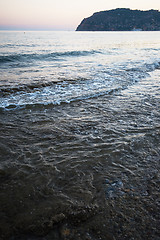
left=76, top=8, right=160, bottom=31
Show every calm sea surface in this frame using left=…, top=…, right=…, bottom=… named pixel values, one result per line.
left=0, top=31, right=160, bottom=239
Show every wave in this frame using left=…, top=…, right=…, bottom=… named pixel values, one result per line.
left=0, top=59, right=159, bottom=96
left=0, top=87, right=123, bottom=112
left=0, top=73, right=124, bottom=111
left=126, top=61, right=160, bottom=72
left=0, top=60, right=159, bottom=111
left=0, top=43, right=39, bottom=48
left=0, top=78, right=88, bottom=96
left=0, top=81, right=58, bottom=96
left=0, top=50, right=100, bottom=64
left=144, top=61, right=160, bottom=71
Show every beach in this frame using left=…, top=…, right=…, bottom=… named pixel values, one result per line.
left=0, top=31, right=160, bottom=239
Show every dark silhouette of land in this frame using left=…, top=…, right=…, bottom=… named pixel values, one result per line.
left=76, top=8, right=160, bottom=31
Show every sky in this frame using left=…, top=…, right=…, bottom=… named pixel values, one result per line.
left=0, top=0, right=160, bottom=30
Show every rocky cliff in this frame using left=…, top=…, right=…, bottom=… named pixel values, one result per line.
left=76, top=8, right=160, bottom=31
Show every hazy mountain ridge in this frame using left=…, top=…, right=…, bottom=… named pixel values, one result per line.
left=76, top=8, right=160, bottom=31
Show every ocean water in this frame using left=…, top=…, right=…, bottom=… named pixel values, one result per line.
left=0, top=31, right=160, bottom=239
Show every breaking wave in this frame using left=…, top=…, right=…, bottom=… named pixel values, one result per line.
left=0, top=50, right=101, bottom=64
left=0, top=60, right=159, bottom=111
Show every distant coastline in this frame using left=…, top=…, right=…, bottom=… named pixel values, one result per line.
left=76, top=8, right=160, bottom=31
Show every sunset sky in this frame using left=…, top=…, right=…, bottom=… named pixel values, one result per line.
left=0, top=0, right=160, bottom=30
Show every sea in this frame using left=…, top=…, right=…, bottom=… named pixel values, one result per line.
left=0, top=31, right=160, bottom=240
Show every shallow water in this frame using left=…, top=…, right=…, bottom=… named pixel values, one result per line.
left=0, top=31, right=160, bottom=239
